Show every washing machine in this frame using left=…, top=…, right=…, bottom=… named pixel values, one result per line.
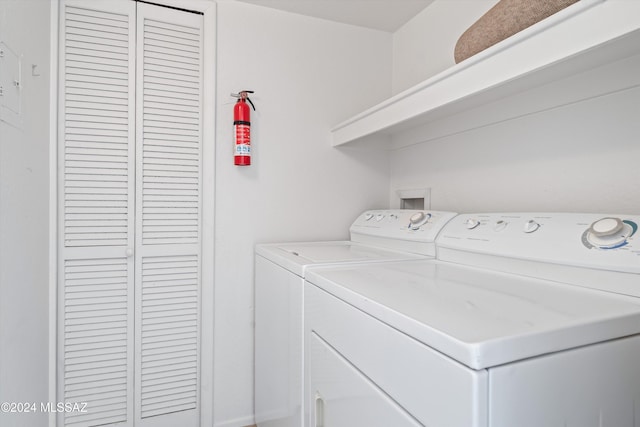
left=305, top=213, right=640, bottom=427
left=254, top=209, right=457, bottom=427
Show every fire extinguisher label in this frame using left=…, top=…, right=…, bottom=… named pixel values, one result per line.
left=235, top=144, right=251, bottom=155
left=234, top=123, right=251, bottom=156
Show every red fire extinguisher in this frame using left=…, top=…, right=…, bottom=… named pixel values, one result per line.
left=232, top=90, right=255, bottom=166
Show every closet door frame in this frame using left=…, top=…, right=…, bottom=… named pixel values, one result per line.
left=50, top=1, right=216, bottom=426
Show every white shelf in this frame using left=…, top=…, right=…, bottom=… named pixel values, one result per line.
left=331, top=0, right=640, bottom=149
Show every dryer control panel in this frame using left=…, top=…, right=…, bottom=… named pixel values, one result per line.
left=350, top=210, right=457, bottom=256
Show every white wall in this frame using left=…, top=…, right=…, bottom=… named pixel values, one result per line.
left=0, top=1, right=51, bottom=426
left=389, top=1, right=640, bottom=215
left=392, top=0, right=498, bottom=94
left=214, top=3, right=392, bottom=426
left=390, top=87, right=640, bottom=214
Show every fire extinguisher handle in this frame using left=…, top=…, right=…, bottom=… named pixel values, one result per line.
left=231, top=90, right=256, bottom=110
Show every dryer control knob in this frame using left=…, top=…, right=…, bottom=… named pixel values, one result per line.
left=465, top=218, right=480, bottom=230
left=523, top=220, right=540, bottom=233
left=589, top=217, right=623, bottom=237
left=409, top=212, right=431, bottom=230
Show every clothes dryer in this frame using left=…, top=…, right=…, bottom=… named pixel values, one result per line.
left=305, top=213, right=640, bottom=427
left=254, top=210, right=457, bottom=427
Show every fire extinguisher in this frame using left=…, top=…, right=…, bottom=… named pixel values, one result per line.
left=232, top=90, right=255, bottom=166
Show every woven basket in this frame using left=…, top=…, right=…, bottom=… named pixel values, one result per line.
left=454, top=0, right=579, bottom=63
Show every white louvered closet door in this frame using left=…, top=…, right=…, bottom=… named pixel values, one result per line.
left=58, top=2, right=203, bottom=427
left=134, top=4, right=203, bottom=427
left=58, top=2, right=136, bottom=426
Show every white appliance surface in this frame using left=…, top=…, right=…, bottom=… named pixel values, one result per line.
left=306, top=259, right=640, bottom=370
left=256, top=209, right=458, bottom=276
left=255, top=240, right=425, bottom=277
left=254, top=209, right=457, bottom=427
left=308, top=331, right=425, bottom=427
left=305, top=213, right=640, bottom=427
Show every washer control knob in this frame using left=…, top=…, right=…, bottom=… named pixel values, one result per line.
left=465, top=218, right=480, bottom=230
left=584, top=217, right=636, bottom=249
left=409, top=212, right=431, bottom=230
left=364, top=213, right=374, bottom=221
left=375, top=214, right=385, bottom=221
left=589, top=217, right=623, bottom=237
left=523, top=219, right=540, bottom=233
left=494, top=220, right=508, bottom=232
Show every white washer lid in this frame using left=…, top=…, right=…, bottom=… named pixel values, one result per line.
left=255, top=241, right=426, bottom=277
left=306, top=260, right=640, bottom=369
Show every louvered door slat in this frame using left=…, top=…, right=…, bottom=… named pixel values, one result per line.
left=144, top=78, right=200, bottom=93
left=67, top=65, right=130, bottom=80
left=145, top=34, right=200, bottom=53
left=66, top=24, right=129, bottom=41
left=65, top=73, right=129, bottom=87
left=67, top=51, right=130, bottom=67
left=145, top=25, right=200, bottom=41
left=143, top=95, right=199, bottom=109
left=144, top=154, right=199, bottom=163
left=144, top=108, right=199, bottom=120
left=66, top=46, right=128, bottom=63
left=142, top=79, right=199, bottom=94
left=66, top=99, right=128, bottom=111
left=66, top=119, right=129, bottom=129
left=142, top=139, right=198, bottom=149
left=145, top=66, right=199, bottom=80
left=66, top=155, right=129, bottom=165
left=144, top=52, right=201, bottom=71
left=68, top=112, right=128, bottom=123
left=65, top=20, right=130, bottom=37
left=144, top=122, right=200, bottom=134
left=145, top=19, right=200, bottom=37
left=144, top=117, right=199, bottom=128
left=67, top=62, right=129, bottom=76
left=66, top=39, right=129, bottom=55
left=143, top=44, right=200, bottom=62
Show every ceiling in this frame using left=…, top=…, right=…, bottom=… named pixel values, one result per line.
left=233, top=0, right=436, bottom=32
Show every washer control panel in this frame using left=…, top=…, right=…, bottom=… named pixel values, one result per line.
left=437, top=213, right=640, bottom=274
left=350, top=210, right=457, bottom=243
